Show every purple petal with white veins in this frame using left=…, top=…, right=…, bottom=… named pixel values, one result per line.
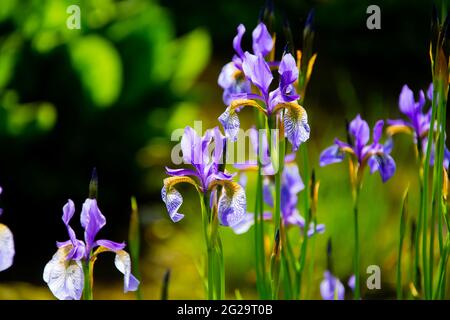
left=217, top=182, right=246, bottom=227
left=369, top=154, right=396, bottom=183
left=218, top=62, right=238, bottom=89
left=230, top=213, right=255, bottom=234
left=0, top=223, right=14, bottom=272
left=218, top=107, right=240, bottom=141
left=161, top=185, right=185, bottom=223
left=114, top=250, right=140, bottom=293
left=284, top=105, right=310, bottom=151
left=252, top=22, right=273, bottom=57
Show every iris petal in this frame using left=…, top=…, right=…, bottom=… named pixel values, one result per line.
left=252, top=22, right=273, bottom=57
left=217, top=181, right=246, bottom=227
left=242, top=52, right=273, bottom=95
left=320, top=271, right=345, bottom=300
left=80, top=198, right=106, bottom=252
left=0, top=223, right=14, bottom=272
left=319, top=145, right=345, bottom=167
left=43, top=246, right=84, bottom=300
left=283, top=102, right=310, bottom=151
left=161, top=176, right=199, bottom=223
left=114, top=250, right=140, bottom=293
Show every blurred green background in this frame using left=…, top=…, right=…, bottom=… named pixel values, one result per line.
left=0, top=0, right=444, bottom=299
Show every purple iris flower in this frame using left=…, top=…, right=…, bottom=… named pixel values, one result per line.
left=320, top=271, right=345, bottom=300
left=231, top=129, right=324, bottom=235
left=319, top=114, right=396, bottom=183
left=218, top=23, right=273, bottom=105
left=162, top=126, right=246, bottom=228
left=387, top=84, right=450, bottom=168
left=43, top=187, right=139, bottom=300
left=219, top=51, right=309, bottom=151
left=0, top=187, right=14, bottom=272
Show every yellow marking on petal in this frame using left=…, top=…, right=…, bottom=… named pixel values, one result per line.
left=229, top=99, right=267, bottom=115
left=272, top=101, right=304, bottom=116
left=306, top=53, right=317, bottom=83
left=208, top=179, right=239, bottom=194
left=386, top=125, right=413, bottom=136
left=163, top=176, right=199, bottom=192
left=232, top=70, right=243, bottom=80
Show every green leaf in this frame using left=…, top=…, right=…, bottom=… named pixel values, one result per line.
left=69, top=35, right=122, bottom=108
left=170, top=28, right=211, bottom=94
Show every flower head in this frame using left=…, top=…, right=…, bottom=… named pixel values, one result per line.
left=218, top=23, right=273, bottom=105
left=162, top=126, right=246, bottom=228
left=43, top=176, right=139, bottom=300
left=231, top=131, right=324, bottom=236
left=320, top=271, right=345, bottom=300
left=387, top=84, right=450, bottom=168
left=0, top=187, right=14, bottom=272
left=319, top=114, right=396, bottom=183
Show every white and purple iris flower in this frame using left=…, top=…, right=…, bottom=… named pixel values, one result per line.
left=162, top=126, right=246, bottom=228
left=43, top=196, right=139, bottom=300
left=319, top=114, right=396, bottom=183
left=0, top=187, right=14, bottom=272
left=231, top=128, right=324, bottom=236
left=388, top=84, right=450, bottom=168
left=218, top=23, right=310, bottom=152
left=218, top=22, right=273, bottom=105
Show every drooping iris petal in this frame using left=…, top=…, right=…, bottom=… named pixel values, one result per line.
left=252, top=22, right=273, bottom=57
left=368, top=154, right=396, bottom=183
left=161, top=176, right=198, bottom=223
left=242, top=52, right=273, bottom=95
left=284, top=103, right=310, bottom=151
left=230, top=213, right=254, bottom=234
left=80, top=198, right=106, bottom=252
left=319, top=145, right=345, bottom=166
left=43, top=245, right=84, bottom=300
left=161, top=185, right=184, bottom=223
left=232, top=24, right=245, bottom=60
left=218, top=106, right=240, bottom=141
left=114, top=250, right=140, bottom=293
left=0, top=223, right=14, bottom=272
left=320, top=271, right=345, bottom=300
left=217, top=181, right=246, bottom=227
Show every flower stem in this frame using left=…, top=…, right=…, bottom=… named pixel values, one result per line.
left=82, top=260, right=93, bottom=300
left=397, top=188, right=409, bottom=299
left=353, top=186, right=361, bottom=300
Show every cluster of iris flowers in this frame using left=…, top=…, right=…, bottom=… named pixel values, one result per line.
left=1, top=3, right=450, bottom=301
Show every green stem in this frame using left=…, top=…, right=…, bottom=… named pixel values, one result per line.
left=397, top=189, right=408, bottom=300
left=82, top=259, right=93, bottom=300
left=353, top=187, right=361, bottom=300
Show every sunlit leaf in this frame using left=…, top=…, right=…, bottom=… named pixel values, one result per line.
left=69, top=35, right=122, bottom=108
